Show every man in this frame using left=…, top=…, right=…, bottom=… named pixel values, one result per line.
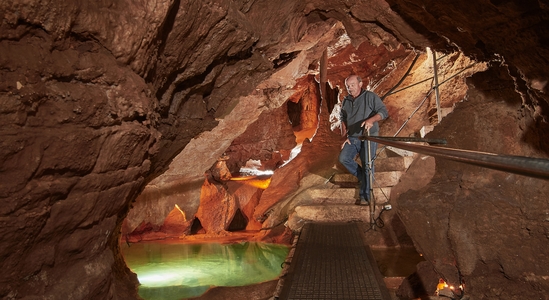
left=339, top=75, right=388, bottom=205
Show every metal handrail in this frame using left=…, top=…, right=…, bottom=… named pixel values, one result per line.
left=360, top=136, right=447, bottom=145
left=360, top=136, right=549, bottom=180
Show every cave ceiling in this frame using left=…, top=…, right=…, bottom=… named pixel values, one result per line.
left=3, top=0, right=547, bottom=179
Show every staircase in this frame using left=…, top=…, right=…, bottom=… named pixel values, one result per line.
left=332, top=146, right=415, bottom=202
left=287, top=147, right=414, bottom=229
left=279, top=147, right=418, bottom=300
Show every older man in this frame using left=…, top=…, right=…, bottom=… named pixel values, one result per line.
left=339, top=75, right=388, bottom=205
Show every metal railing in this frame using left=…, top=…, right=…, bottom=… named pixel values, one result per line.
left=360, top=136, right=549, bottom=180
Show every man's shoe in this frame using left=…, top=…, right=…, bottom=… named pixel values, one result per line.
left=355, top=197, right=370, bottom=206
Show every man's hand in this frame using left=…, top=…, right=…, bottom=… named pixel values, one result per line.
left=341, top=138, right=350, bottom=149
left=340, top=122, right=347, bottom=137
left=361, top=113, right=383, bottom=131
left=361, top=119, right=375, bottom=132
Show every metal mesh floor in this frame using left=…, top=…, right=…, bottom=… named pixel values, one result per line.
left=278, top=222, right=391, bottom=300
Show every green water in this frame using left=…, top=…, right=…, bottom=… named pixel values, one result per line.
left=121, top=241, right=289, bottom=300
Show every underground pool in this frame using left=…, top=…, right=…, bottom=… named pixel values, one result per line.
left=121, top=241, right=290, bottom=300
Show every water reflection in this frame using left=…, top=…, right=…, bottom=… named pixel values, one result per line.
left=371, top=247, right=425, bottom=277
left=122, top=241, right=289, bottom=300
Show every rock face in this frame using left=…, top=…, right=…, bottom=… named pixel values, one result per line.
left=0, top=27, right=159, bottom=298
left=396, top=65, right=549, bottom=299
left=1, top=1, right=549, bottom=300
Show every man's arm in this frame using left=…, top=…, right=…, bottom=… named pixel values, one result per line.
left=339, top=99, right=348, bottom=137
left=361, top=113, right=383, bottom=131
left=340, top=122, right=347, bottom=137
left=372, top=93, right=388, bottom=120
left=361, top=93, right=388, bottom=131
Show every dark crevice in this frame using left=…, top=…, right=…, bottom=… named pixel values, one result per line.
left=158, top=44, right=255, bottom=118
left=120, top=111, right=148, bottom=124
left=273, top=51, right=300, bottom=69
left=190, top=217, right=204, bottom=234
left=144, top=0, right=181, bottom=83
left=63, top=32, right=104, bottom=51
left=227, top=209, right=248, bottom=231
left=305, top=10, right=330, bottom=21
left=324, top=83, right=339, bottom=114
left=1, top=19, right=47, bottom=41
left=35, top=168, right=79, bottom=178
left=133, top=114, right=148, bottom=124
left=385, top=2, right=452, bottom=49
left=347, top=8, right=398, bottom=37
left=287, top=100, right=301, bottom=127
left=474, top=39, right=491, bottom=58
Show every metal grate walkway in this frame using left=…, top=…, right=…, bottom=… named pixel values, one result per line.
left=278, top=222, right=391, bottom=300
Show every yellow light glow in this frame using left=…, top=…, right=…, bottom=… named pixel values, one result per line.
left=436, top=278, right=448, bottom=294
left=174, top=204, right=187, bottom=221
left=246, top=178, right=271, bottom=189
left=229, top=176, right=272, bottom=189
left=229, top=176, right=255, bottom=181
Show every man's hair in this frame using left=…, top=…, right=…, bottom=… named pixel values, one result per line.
left=346, top=75, right=362, bottom=83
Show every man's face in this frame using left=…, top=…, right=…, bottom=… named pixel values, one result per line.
left=345, top=76, right=362, bottom=98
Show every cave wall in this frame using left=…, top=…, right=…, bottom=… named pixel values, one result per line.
left=0, top=29, right=158, bottom=299
left=386, top=0, right=549, bottom=143
left=2, top=0, right=549, bottom=299
left=395, top=64, right=549, bottom=299
left=378, top=1, right=549, bottom=298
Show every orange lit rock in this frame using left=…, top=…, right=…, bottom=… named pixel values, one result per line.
left=124, top=221, right=166, bottom=243
left=211, top=155, right=232, bottom=181
left=227, top=181, right=264, bottom=230
left=121, top=175, right=203, bottom=244
left=161, top=205, right=192, bottom=236
left=225, top=102, right=297, bottom=173
left=196, top=178, right=238, bottom=234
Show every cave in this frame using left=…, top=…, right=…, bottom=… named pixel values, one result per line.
left=227, top=209, right=248, bottom=232
left=2, top=0, right=549, bottom=300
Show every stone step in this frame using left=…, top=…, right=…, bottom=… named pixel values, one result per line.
left=306, top=188, right=356, bottom=203
left=294, top=204, right=373, bottom=223
left=307, top=187, right=391, bottom=204
left=375, top=156, right=414, bottom=172
left=375, top=171, right=403, bottom=187
left=332, top=171, right=404, bottom=187
left=385, top=146, right=415, bottom=157
left=286, top=200, right=393, bottom=232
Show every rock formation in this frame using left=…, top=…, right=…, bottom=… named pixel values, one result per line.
left=1, top=0, right=548, bottom=299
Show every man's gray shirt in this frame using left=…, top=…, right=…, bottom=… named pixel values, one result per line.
left=340, top=90, right=388, bottom=137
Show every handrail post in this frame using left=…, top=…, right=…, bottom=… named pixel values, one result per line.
left=431, top=48, right=442, bottom=123
left=366, top=130, right=375, bottom=230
